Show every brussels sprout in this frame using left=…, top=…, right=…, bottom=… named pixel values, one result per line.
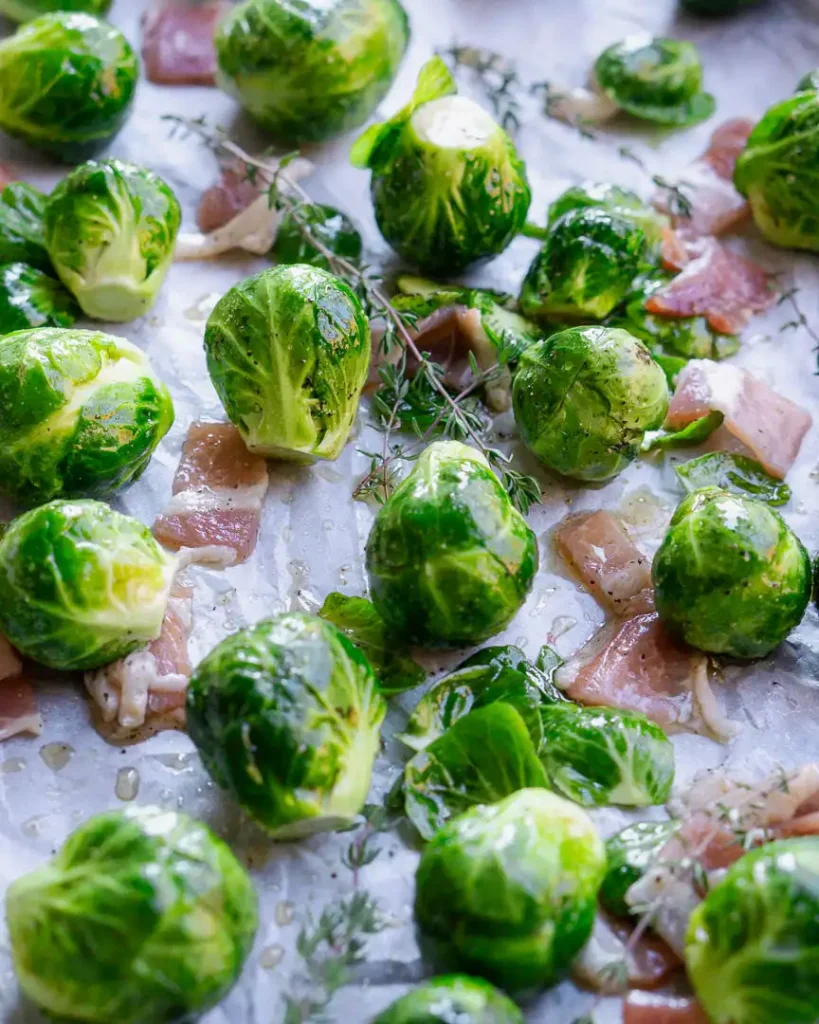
left=594, top=36, right=715, bottom=127
left=600, top=820, right=680, bottom=917
left=205, top=264, right=370, bottom=461
left=365, top=441, right=538, bottom=647
left=653, top=487, right=812, bottom=658
left=0, top=499, right=175, bottom=670
left=734, top=91, right=819, bottom=251
left=6, top=805, right=257, bottom=1024
left=403, top=703, right=549, bottom=840
left=0, top=263, right=78, bottom=334
left=520, top=209, right=646, bottom=323
left=641, top=410, right=724, bottom=452
left=215, top=0, right=409, bottom=144
left=0, top=13, right=138, bottom=160
left=187, top=612, right=386, bottom=839
left=0, top=0, right=111, bottom=20
left=351, top=57, right=531, bottom=274
left=547, top=182, right=668, bottom=252
left=45, top=159, right=181, bottom=322
left=512, top=326, right=669, bottom=482
left=415, top=788, right=606, bottom=993
left=681, top=0, right=763, bottom=13
left=796, top=69, right=819, bottom=92
left=0, top=183, right=50, bottom=271
left=0, top=327, right=173, bottom=505
left=685, top=837, right=819, bottom=1024
left=373, top=975, right=523, bottom=1024
left=271, top=203, right=362, bottom=270
left=676, top=452, right=791, bottom=507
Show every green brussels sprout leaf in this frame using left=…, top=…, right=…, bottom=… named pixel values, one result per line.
left=0, top=0, right=112, bottom=20
left=372, top=974, right=523, bottom=1024
left=600, top=820, right=680, bottom=917
left=796, top=70, right=819, bottom=93
left=641, top=410, right=723, bottom=451
left=536, top=643, right=565, bottom=680
left=271, top=203, right=362, bottom=269
left=0, top=183, right=50, bottom=272
left=651, top=352, right=689, bottom=388
left=676, top=452, right=792, bottom=506
left=0, top=263, right=78, bottom=334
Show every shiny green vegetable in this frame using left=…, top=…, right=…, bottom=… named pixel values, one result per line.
left=365, top=441, right=538, bottom=647
left=5, top=806, right=257, bottom=1024
left=187, top=612, right=386, bottom=839
left=0, top=183, right=50, bottom=271
left=600, top=820, right=680, bottom=917
left=372, top=975, right=523, bottom=1024
left=641, top=410, right=724, bottom=451
left=547, top=181, right=668, bottom=253
left=512, top=326, right=669, bottom=481
left=0, top=263, right=78, bottom=333
left=205, top=264, right=370, bottom=461
left=415, top=788, right=606, bottom=993
left=676, top=452, right=791, bottom=506
left=653, top=487, right=812, bottom=658
left=351, top=57, right=531, bottom=274
left=0, top=499, right=175, bottom=670
left=0, top=13, right=138, bottom=160
left=271, top=203, right=362, bottom=269
left=0, top=327, right=173, bottom=505
left=0, top=0, right=111, bottom=19
left=215, top=0, right=409, bottom=144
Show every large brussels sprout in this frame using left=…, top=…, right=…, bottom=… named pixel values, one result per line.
left=594, top=36, right=715, bottom=127
left=600, top=820, right=679, bottom=917
left=0, top=0, right=111, bottom=20
left=187, top=612, right=386, bottom=839
left=653, top=487, right=811, bottom=659
left=414, top=788, right=606, bottom=993
left=0, top=263, right=78, bottom=334
left=5, top=805, right=257, bottom=1024
left=0, top=13, right=138, bottom=160
left=45, top=159, right=181, bottom=322
left=0, top=327, right=173, bottom=505
left=520, top=209, right=646, bottom=323
left=271, top=203, right=362, bottom=270
left=734, top=91, right=819, bottom=252
left=215, top=0, right=409, bottom=144
left=373, top=975, right=523, bottom=1024
left=365, top=441, right=538, bottom=647
left=351, top=57, right=531, bottom=274
left=205, top=264, right=370, bottom=461
left=547, top=182, right=668, bottom=253
left=0, top=183, right=50, bottom=271
left=512, top=326, right=669, bottom=482
left=0, top=499, right=175, bottom=670
left=685, top=837, right=819, bottom=1024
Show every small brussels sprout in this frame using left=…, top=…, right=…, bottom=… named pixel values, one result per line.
left=0, top=0, right=111, bottom=20
left=215, top=0, right=409, bottom=144
left=547, top=182, right=668, bottom=253
left=600, top=820, right=680, bottom=917
left=45, top=159, right=181, bottom=322
left=685, top=837, right=819, bottom=1024
left=653, top=487, right=812, bottom=658
left=0, top=263, right=78, bottom=334
left=594, top=36, right=715, bottom=127
left=0, top=327, right=173, bottom=505
left=6, top=805, right=257, bottom=1024
left=187, top=612, right=386, bottom=839
left=512, top=326, right=669, bottom=482
left=520, top=210, right=646, bottom=323
left=0, top=499, right=175, bottom=670
left=0, top=183, right=50, bottom=271
left=351, top=57, right=531, bottom=274
left=676, top=452, right=791, bottom=507
left=538, top=703, right=675, bottom=808
left=365, top=441, right=538, bottom=647
left=415, top=788, right=606, bottom=993
left=373, top=975, right=523, bottom=1024
left=271, top=203, right=362, bottom=270
left=734, top=91, right=819, bottom=252
left=0, top=13, right=138, bottom=160
left=205, top=264, right=371, bottom=461
left=796, top=69, right=819, bottom=92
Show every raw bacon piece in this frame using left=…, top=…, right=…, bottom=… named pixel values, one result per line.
left=661, top=226, right=691, bottom=273
left=142, top=2, right=226, bottom=86
left=197, top=161, right=262, bottom=233
left=153, top=422, right=269, bottom=567
left=555, top=510, right=654, bottom=618
left=624, top=993, right=709, bottom=1024
left=704, top=118, right=756, bottom=181
left=0, top=635, right=41, bottom=741
left=645, top=238, right=776, bottom=335
left=665, top=359, right=812, bottom=478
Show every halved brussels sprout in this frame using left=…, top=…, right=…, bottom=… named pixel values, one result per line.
left=0, top=183, right=50, bottom=271
left=600, top=820, right=679, bottom=917
left=205, top=264, right=371, bottom=461
left=215, top=0, right=409, bottom=144
left=0, top=0, right=111, bottom=20
left=365, top=441, right=538, bottom=647
left=186, top=612, right=386, bottom=839
left=0, top=13, right=138, bottom=160
left=351, top=57, right=531, bottom=274
left=520, top=209, right=646, bottom=323
left=676, top=452, right=791, bottom=507
left=373, top=975, right=523, bottom=1024
left=547, top=182, right=668, bottom=253
left=686, top=837, right=819, bottom=1024
left=0, top=499, right=175, bottom=670
left=415, top=788, right=606, bottom=993
left=0, top=327, right=173, bottom=505
left=45, top=159, right=181, bottom=322
left=594, top=36, right=715, bottom=127
left=271, top=203, right=362, bottom=270
left=512, top=326, right=669, bottom=481
left=0, top=263, right=78, bottom=334
left=734, top=91, right=819, bottom=251
left=653, top=487, right=812, bottom=658
left=6, top=805, right=257, bottom=1024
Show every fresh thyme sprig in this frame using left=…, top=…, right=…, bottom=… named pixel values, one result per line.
left=778, top=285, right=819, bottom=368
left=341, top=803, right=398, bottom=885
left=440, top=44, right=523, bottom=133
left=651, top=175, right=694, bottom=220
